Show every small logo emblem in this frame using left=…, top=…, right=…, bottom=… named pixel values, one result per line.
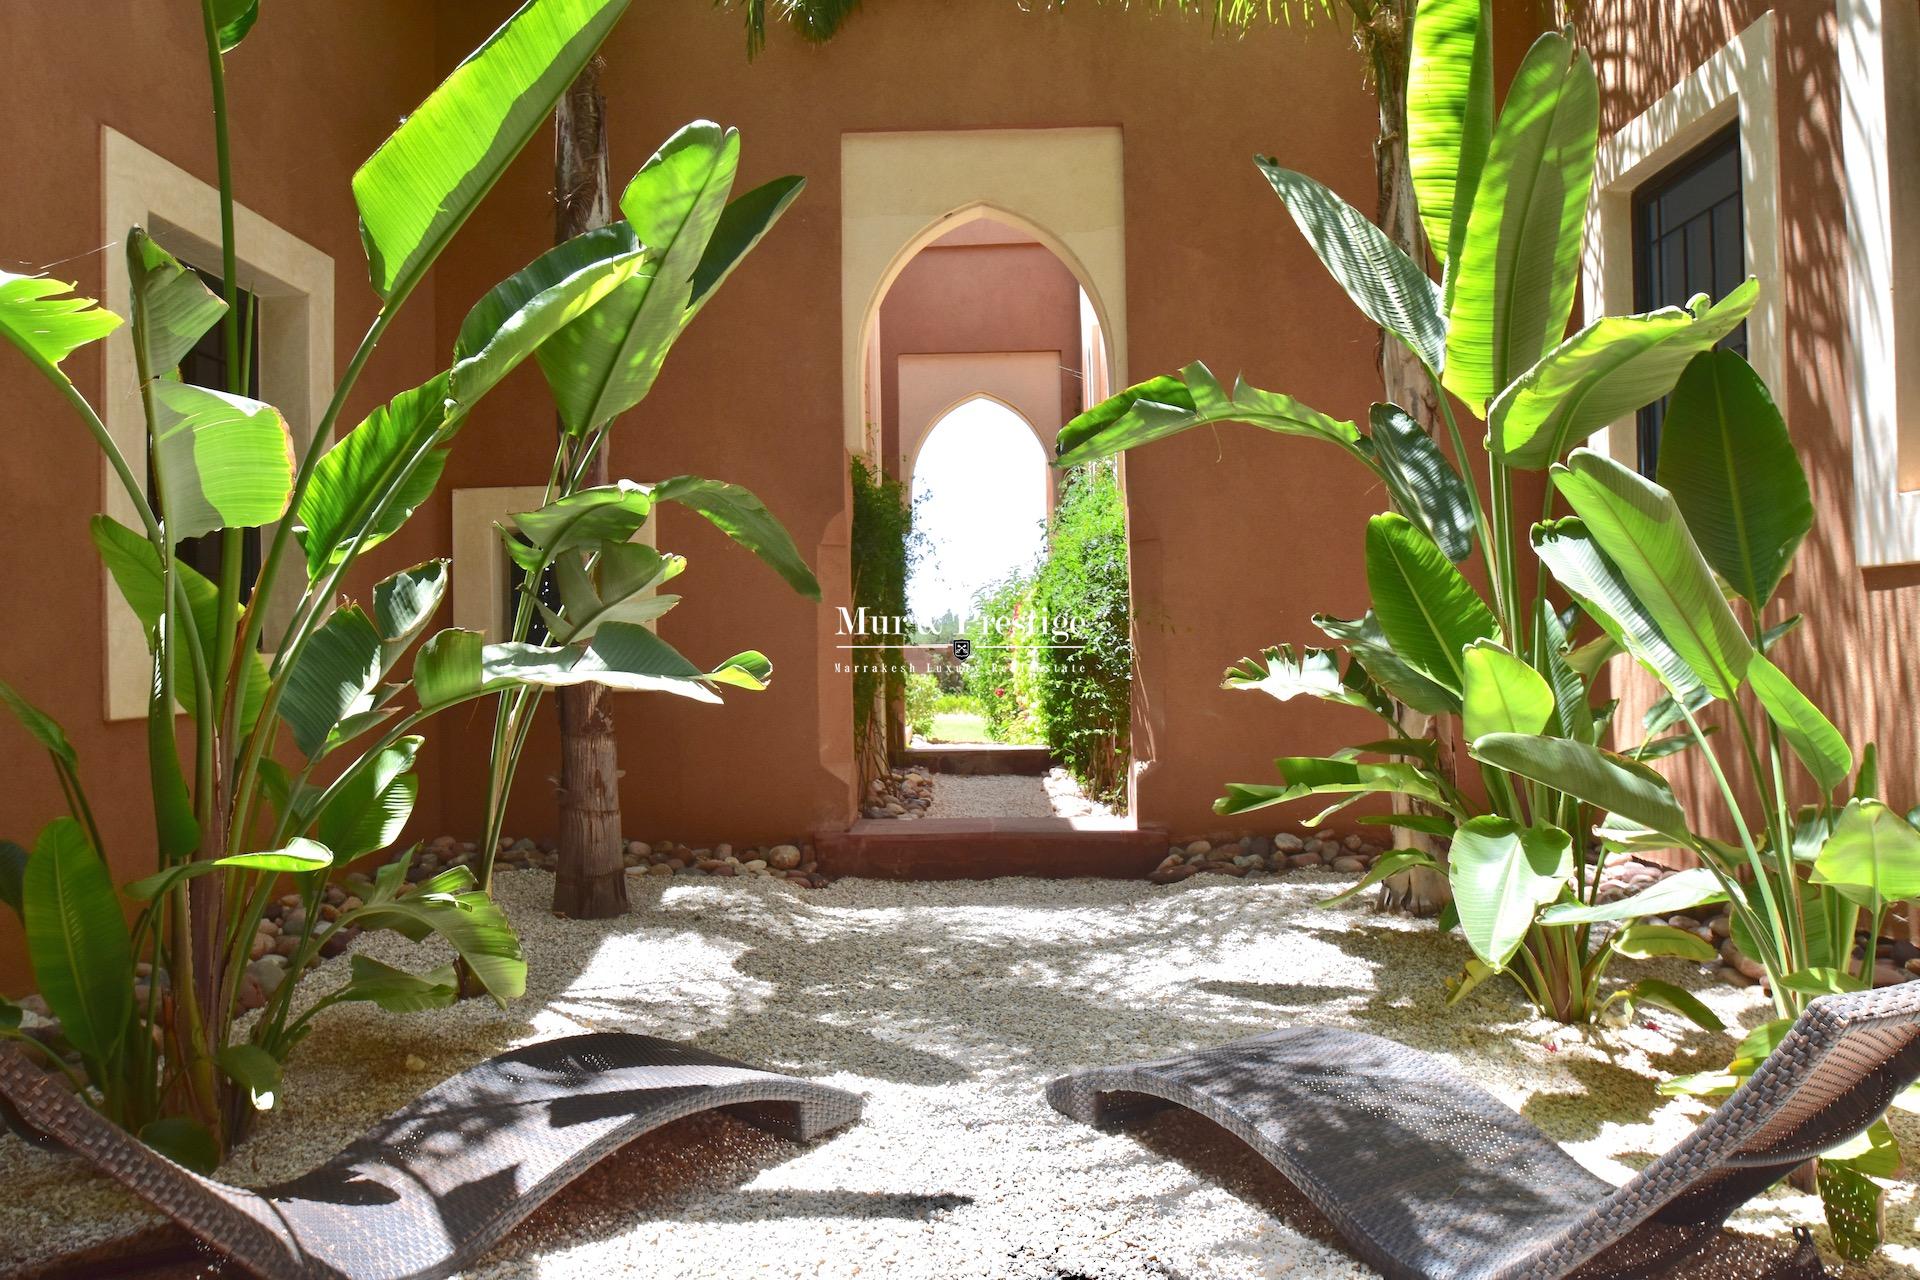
left=950, top=638, right=972, bottom=662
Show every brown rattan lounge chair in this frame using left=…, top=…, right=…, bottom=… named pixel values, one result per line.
left=1047, top=985, right=1920, bottom=1279
left=0, top=1032, right=863, bottom=1279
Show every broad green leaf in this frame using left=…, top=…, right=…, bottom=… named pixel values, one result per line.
left=1445, top=956, right=1500, bottom=1006
left=1448, top=816, right=1574, bottom=970
left=0, top=273, right=121, bottom=371
left=1539, top=604, right=1594, bottom=744
left=90, top=516, right=269, bottom=731
left=652, top=474, right=820, bottom=599
left=1472, top=731, right=1688, bottom=841
left=1365, top=403, right=1475, bottom=563
left=149, top=381, right=295, bottom=542
left=1217, top=757, right=1456, bottom=818
left=1442, top=32, right=1598, bottom=411
left=316, top=740, right=421, bottom=861
left=353, top=0, right=631, bottom=301
left=509, top=479, right=655, bottom=569
left=540, top=122, right=738, bottom=434
left=1256, top=159, right=1446, bottom=375
left=215, top=1043, right=282, bottom=1111
left=482, top=623, right=770, bottom=700
left=281, top=605, right=382, bottom=758
left=1736, top=1016, right=1796, bottom=1063
left=1656, top=348, right=1812, bottom=609
left=1461, top=639, right=1554, bottom=740
left=0, top=678, right=77, bottom=768
left=1532, top=517, right=1709, bottom=707
left=373, top=560, right=449, bottom=669
left=350, top=865, right=525, bottom=1005
left=1221, top=645, right=1384, bottom=716
left=448, top=224, right=649, bottom=412
left=296, top=375, right=451, bottom=575
left=1318, top=850, right=1440, bottom=908
left=140, top=1118, right=219, bottom=1174
left=1746, top=654, right=1851, bottom=794
left=1314, top=610, right=1459, bottom=717
left=147, top=647, right=199, bottom=861
left=1364, top=512, right=1498, bottom=692
left=23, top=819, right=130, bottom=1065
left=1825, top=1120, right=1901, bottom=1178
left=1817, top=1160, right=1885, bottom=1262
left=687, top=174, right=806, bottom=315
left=1609, top=922, right=1717, bottom=962
left=326, top=954, right=459, bottom=1014
left=126, top=229, right=226, bottom=376
left=1552, top=450, right=1753, bottom=699
left=1777, top=967, right=1869, bottom=997
left=544, top=542, right=681, bottom=643
left=125, top=838, right=334, bottom=901
left=1621, top=978, right=1725, bottom=1032
left=1488, top=282, right=1758, bottom=469
left=1053, top=361, right=1360, bottom=468
left=1407, top=0, right=1493, bottom=272
left=1539, top=866, right=1727, bottom=924
left=1659, top=1069, right=1743, bottom=1098
left=210, top=0, right=262, bottom=51
left=0, top=840, right=27, bottom=919
left=1812, top=799, right=1920, bottom=911
left=413, top=628, right=490, bottom=710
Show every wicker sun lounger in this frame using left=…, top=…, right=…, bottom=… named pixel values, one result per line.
left=1048, top=985, right=1920, bottom=1279
left=0, top=1032, right=863, bottom=1279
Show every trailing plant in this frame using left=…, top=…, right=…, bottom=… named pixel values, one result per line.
left=1030, top=462, right=1131, bottom=806
left=1057, top=0, right=1913, bottom=1254
left=849, top=454, right=917, bottom=782
left=0, top=0, right=681, bottom=1167
left=469, top=120, right=822, bottom=910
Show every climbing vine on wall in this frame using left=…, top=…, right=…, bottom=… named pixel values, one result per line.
left=850, top=454, right=918, bottom=784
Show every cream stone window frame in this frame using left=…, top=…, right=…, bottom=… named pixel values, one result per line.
left=452, top=487, right=660, bottom=643
left=1840, top=0, right=1920, bottom=566
left=1580, top=14, right=1781, bottom=464
left=100, top=127, right=335, bottom=720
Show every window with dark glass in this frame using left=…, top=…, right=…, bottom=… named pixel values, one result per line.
left=503, top=552, right=559, bottom=646
left=153, top=267, right=264, bottom=598
left=1632, top=125, right=1746, bottom=476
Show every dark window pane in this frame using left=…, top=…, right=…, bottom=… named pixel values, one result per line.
left=1632, top=125, right=1744, bottom=476
left=503, top=552, right=558, bottom=646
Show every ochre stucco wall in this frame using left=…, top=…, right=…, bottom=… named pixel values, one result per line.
left=0, top=3, right=446, bottom=992
left=877, top=238, right=1084, bottom=463
left=426, top=0, right=1397, bottom=847
left=1575, top=1, right=1920, bottom=825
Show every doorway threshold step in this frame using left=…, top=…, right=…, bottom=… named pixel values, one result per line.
left=898, top=745, right=1055, bottom=775
left=814, top=818, right=1169, bottom=881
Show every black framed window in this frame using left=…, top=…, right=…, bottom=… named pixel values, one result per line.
left=153, top=268, right=264, bottom=599
left=1632, top=125, right=1746, bottom=476
left=503, top=551, right=559, bottom=646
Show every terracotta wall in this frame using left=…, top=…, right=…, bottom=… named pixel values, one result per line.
left=877, top=238, right=1084, bottom=465
left=427, top=0, right=1401, bottom=845
left=1574, top=1, right=1920, bottom=824
left=0, top=3, right=444, bottom=992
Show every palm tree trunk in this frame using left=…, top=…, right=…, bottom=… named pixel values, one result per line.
left=1364, top=1, right=1452, bottom=916
left=550, top=58, right=629, bottom=920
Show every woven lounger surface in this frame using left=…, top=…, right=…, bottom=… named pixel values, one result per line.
left=1, top=1032, right=863, bottom=1280
left=1048, top=985, right=1920, bottom=1280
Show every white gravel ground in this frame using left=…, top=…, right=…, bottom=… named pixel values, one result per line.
left=6, top=870, right=1920, bottom=1278
left=923, top=773, right=1055, bottom=819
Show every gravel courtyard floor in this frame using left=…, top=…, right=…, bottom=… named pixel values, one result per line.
left=7, top=871, right=1920, bottom=1278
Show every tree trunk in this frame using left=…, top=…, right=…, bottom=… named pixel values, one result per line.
left=1367, top=3, right=1454, bottom=917
left=549, top=58, right=628, bottom=920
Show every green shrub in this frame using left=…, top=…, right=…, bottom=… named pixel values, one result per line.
left=1031, top=462, right=1131, bottom=806
left=905, top=671, right=939, bottom=738
left=850, top=455, right=918, bottom=778
left=964, top=573, right=1043, bottom=744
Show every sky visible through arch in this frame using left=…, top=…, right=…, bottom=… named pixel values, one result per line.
left=908, top=398, right=1049, bottom=625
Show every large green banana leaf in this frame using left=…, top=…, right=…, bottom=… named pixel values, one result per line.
left=481, top=623, right=772, bottom=699
left=126, top=230, right=227, bottom=376
left=1257, top=159, right=1447, bottom=375
left=1471, top=731, right=1689, bottom=841
left=1314, top=610, right=1459, bottom=717
left=1812, top=800, right=1920, bottom=912
left=353, top=0, right=630, bottom=302
left=1655, top=347, right=1812, bottom=609
left=1448, top=816, right=1574, bottom=971
left=1747, top=654, right=1851, bottom=795
left=23, top=819, right=130, bottom=1067
left=1365, top=512, right=1498, bottom=692
left=1055, top=361, right=1360, bottom=468
left=1552, top=449, right=1753, bottom=699
left=1221, top=645, right=1387, bottom=717
left=1407, top=0, right=1493, bottom=274
left=1460, top=639, right=1554, bottom=740
left=652, top=475, right=821, bottom=599
left=1363, top=402, right=1476, bottom=562
left=1442, top=32, right=1598, bottom=412
left=148, top=382, right=295, bottom=542
left=295, top=375, right=450, bottom=576
left=0, top=273, right=121, bottom=373
left=1488, top=281, right=1757, bottom=469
